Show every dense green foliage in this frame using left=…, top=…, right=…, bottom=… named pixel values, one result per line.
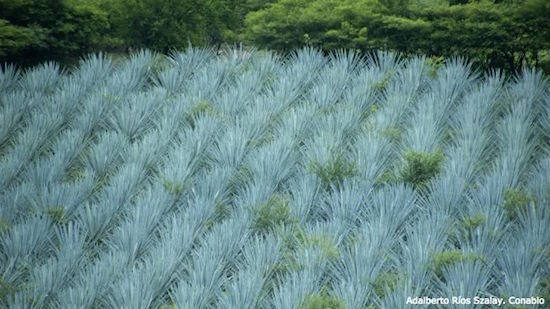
left=0, top=0, right=110, bottom=64
left=503, top=187, right=533, bottom=219
left=2, top=0, right=549, bottom=72
left=431, top=250, right=484, bottom=279
left=94, top=0, right=245, bottom=51
left=399, top=150, right=445, bottom=189
left=300, top=287, right=346, bottom=309
left=251, top=194, right=295, bottom=234
left=308, top=152, right=357, bottom=191
left=244, top=0, right=550, bottom=72
left=0, top=0, right=271, bottom=65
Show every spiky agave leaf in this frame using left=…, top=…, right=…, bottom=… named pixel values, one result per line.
left=218, top=235, right=282, bottom=308
left=272, top=248, right=327, bottom=309
left=109, top=88, right=166, bottom=141
left=0, top=91, right=30, bottom=148
left=172, top=213, right=250, bottom=308
left=438, top=260, right=492, bottom=305
left=19, top=61, right=60, bottom=95
left=323, top=178, right=371, bottom=227
left=285, top=174, right=321, bottom=224
left=0, top=63, right=20, bottom=93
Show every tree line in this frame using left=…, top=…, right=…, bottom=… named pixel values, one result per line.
left=1, top=0, right=548, bottom=73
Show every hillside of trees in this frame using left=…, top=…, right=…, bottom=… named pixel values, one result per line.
left=1, top=0, right=549, bottom=72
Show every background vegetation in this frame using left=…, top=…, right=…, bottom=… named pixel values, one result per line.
left=1, top=0, right=549, bottom=71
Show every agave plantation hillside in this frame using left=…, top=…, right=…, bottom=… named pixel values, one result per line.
left=0, top=48, right=549, bottom=308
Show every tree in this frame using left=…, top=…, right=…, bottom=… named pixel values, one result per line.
left=0, top=0, right=110, bottom=65
left=98, top=0, right=248, bottom=52
left=243, top=0, right=550, bottom=73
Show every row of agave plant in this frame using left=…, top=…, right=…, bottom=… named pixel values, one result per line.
left=0, top=46, right=549, bottom=308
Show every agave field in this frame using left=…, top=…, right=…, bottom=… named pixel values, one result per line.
left=1, top=48, right=550, bottom=308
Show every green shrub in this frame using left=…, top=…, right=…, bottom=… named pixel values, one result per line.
left=93, top=175, right=110, bottom=194
left=503, top=187, right=532, bottom=220
left=268, top=225, right=306, bottom=276
left=63, top=164, right=86, bottom=183
left=360, top=103, right=377, bottom=120
left=251, top=194, right=296, bottom=234
left=308, top=153, right=356, bottom=191
left=540, top=276, right=550, bottom=305
left=431, top=250, right=485, bottom=280
left=246, top=131, right=275, bottom=148
left=375, top=170, right=398, bottom=185
left=426, top=55, right=445, bottom=78
left=184, top=100, right=225, bottom=126
left=0, top=277, right=16, bottom=307
left=269, top=252, right=301, bottom=278
left=432, top=250, right=466, bottom=278
left=45, top=207, right=67, bottom=225
left=300, top=287, right=345, bottom=309
left=0, top=140, right=12, bottom=159
left=298, top=234, right=341, bottom=261
left=213, top=198, right=230, bottom=220
left=399, top=150, right=444, bottom=189
left=462, top=214, right=486, bottom=230
left=269, top=225, right=341, bottom=277
left=271, top=225, right=342, bottom=276
left=381, top=126, right=404, bottom=142
left=0, top=218, right=10, bottom=236
left=163, top=180, right=185, bottom=196
left=370, top=103, right=377, bottom=114
left=375, top=70, right=394, bottom=92
left=459, top=214, right=486, bottom=242
left=371, top=271, right=403, bottom=299
left=191, top=100, right=215, bottom=115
